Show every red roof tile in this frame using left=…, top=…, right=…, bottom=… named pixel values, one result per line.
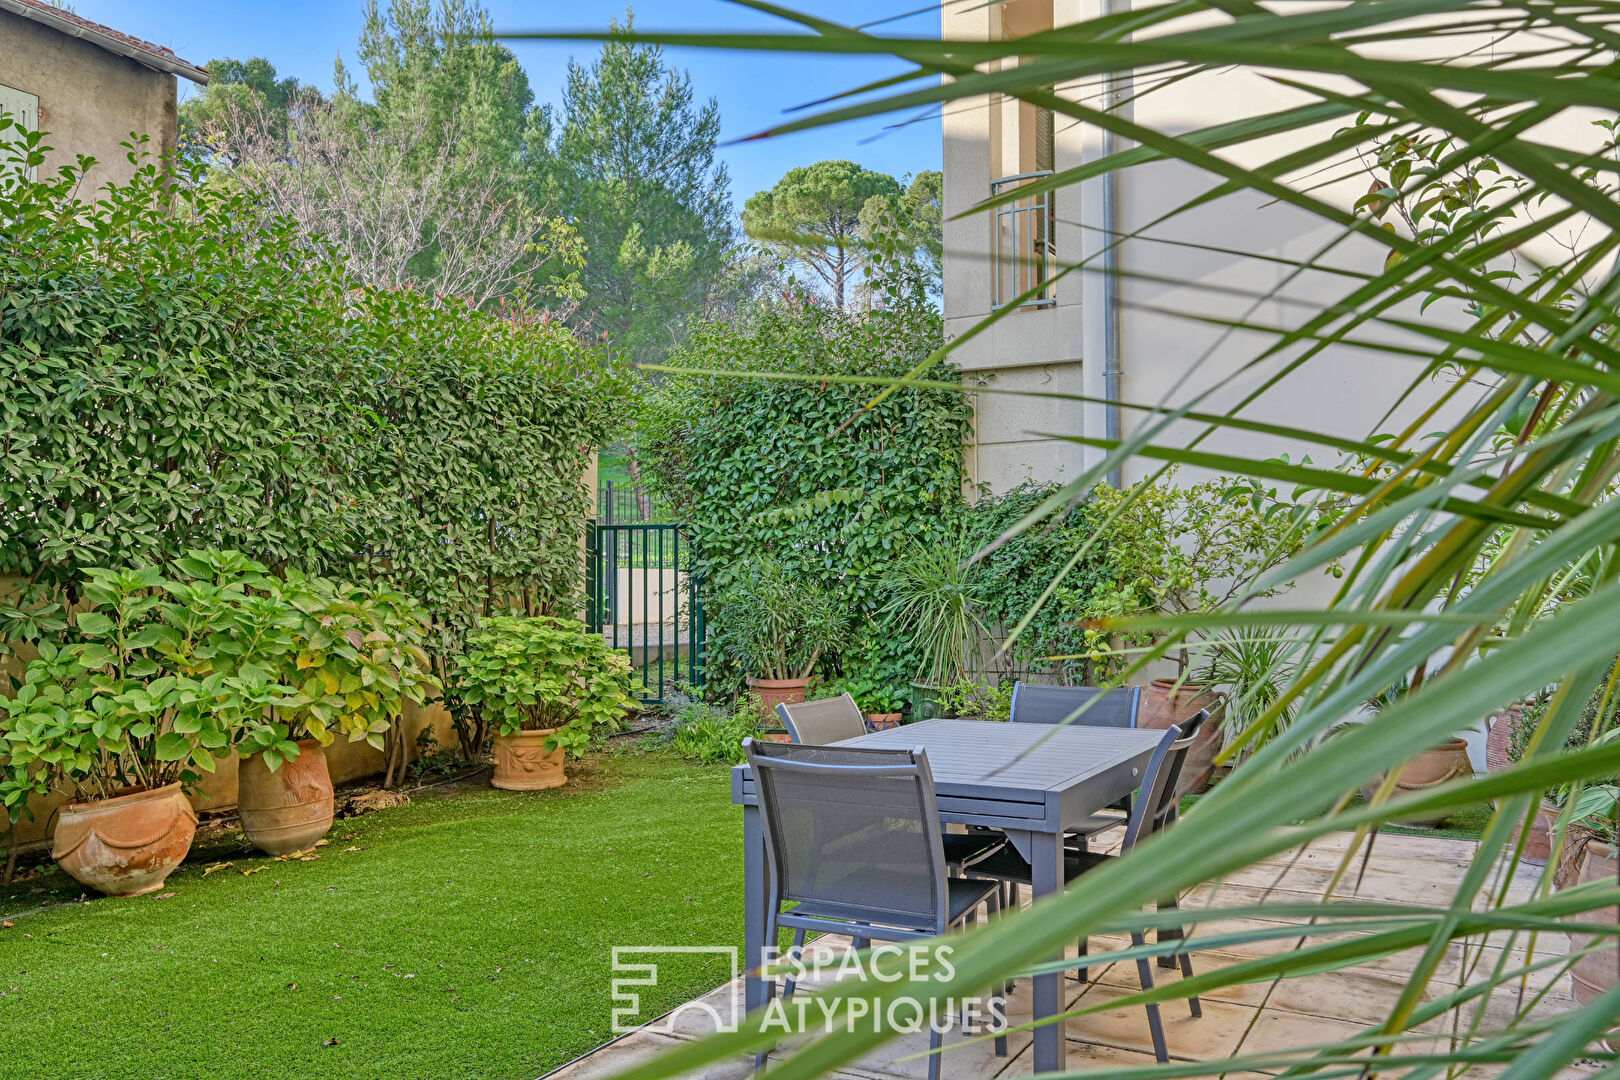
left=5, top=0, right=207, bottom=82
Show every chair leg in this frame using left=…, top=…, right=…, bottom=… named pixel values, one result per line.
left=928, top=1025, right=943, bottom=1080
left=1179, top=949, right=1202, bottom=1018
left=1074, top=936, right=1088, bottom=983
left=1131, top=931, right=1169, bottom=1063
left=783, top=928, right=807, bottom=999
left=1157, top=893, right=1184, bottom=970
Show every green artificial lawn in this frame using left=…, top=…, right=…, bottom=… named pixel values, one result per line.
left=0, top=750, right=743, bottom=1080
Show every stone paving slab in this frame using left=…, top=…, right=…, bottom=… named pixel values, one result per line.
left=545, top=832, right=1596, bottom=1080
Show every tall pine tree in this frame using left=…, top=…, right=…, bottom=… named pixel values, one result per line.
left=549, top=13, right=736, bottom=364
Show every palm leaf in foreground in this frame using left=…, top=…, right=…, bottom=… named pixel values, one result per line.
left=503, top=2, right=1620, bottom=1077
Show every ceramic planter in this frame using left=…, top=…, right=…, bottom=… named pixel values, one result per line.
left=910, top=681, right=946, bottom=722
left=1567, top=841, right=1619, bottom=1048
left=1513, top=800, right=1560, bottom=867
left=1358, top=740, right=1475, bottom=828
left=748, top=677, right=811, bottom=713
left=1138, top=679, right=1225, bottom=795
left=865, top=712, right=903, bottom=731
left=492, top=728, right=567, bottom=791
left=237, top=739, right=335, bottom=856
left=52, top=783, right=197, bottom=897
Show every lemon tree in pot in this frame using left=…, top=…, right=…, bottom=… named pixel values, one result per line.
left=722, top=558, right=845, bottom=712
left=0, top=565, right=249, bottom=897
left=455, top=616, right=636, bottom=791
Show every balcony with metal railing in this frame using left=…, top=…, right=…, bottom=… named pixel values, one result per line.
left=991, top=170, right=1057, bottom=309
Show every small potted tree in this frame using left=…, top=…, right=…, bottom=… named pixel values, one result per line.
left=723, top=559, right=845, bottom=712
left=0, top=566, right=245, bottom=897
left=456, top=616, right=636, bottom=791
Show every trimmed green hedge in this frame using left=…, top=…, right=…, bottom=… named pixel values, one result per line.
left=0, top=129, right=627, bottom=658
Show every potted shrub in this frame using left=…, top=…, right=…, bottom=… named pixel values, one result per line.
left=722, top=559, right=845, bottom=712
left=820, top=676, right=908, bottom=730
left=232, top=567, right=436, bottom=855
left=1192, top=625, right=1302, bottom=778
left=456, top=616, right=636, bottom=791
left=1501, top=690, right=1610, bottom=865
left=1354, top=676, right=1474, bottom=828
left=0, top=566, right=246, bottom=897
left=880, top=533, right=990, bottom=721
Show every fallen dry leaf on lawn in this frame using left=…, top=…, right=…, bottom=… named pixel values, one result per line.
left=315, top=839, right=330, bottom=847
left=203, top=862, right=234, bottom=876
left=323, top=1037, right=338, bottom=1047
left=1, top=921, right=12, bottom=929
left=342, top=846, right=362, bottom=853
left=240, top=867, right=264, bottom=876
left=153, top=892, right=176, bottom=900
left=299, top=854, right=319, bottom=862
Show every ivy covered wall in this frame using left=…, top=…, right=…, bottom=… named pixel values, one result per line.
left=636, top=297, right=973, bottom=694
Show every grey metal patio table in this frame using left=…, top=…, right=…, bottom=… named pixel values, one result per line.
left=731, top=717, right=1167, bottom=1074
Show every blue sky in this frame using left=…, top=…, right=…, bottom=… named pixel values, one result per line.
left=69, top=0, right=942, bottom=202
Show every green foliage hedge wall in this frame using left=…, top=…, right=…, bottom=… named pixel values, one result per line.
left=0, top=132, right=626, bottom=657
left=636, top=297, right=971, bottom=694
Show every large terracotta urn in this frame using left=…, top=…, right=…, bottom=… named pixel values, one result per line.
left=749, top=677, right=811, bottom=714
left=1139, top=679, right=1225, bottom=795
left=1567, top=841, right=1620, bottom=1049
left=52, top=783, right=197, bottom=897
left=492, top=728, right=567, bottom=791
left=1485, top=705, right=1525, bottom=775
left=1358, top=740, right=1475, bottom=827
left=237, top=739, right=335, bottom=856
left=866, top=712, right=903, bottom=731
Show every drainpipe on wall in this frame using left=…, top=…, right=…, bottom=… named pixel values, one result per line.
left=1100, top=0, right=1124, bottom=489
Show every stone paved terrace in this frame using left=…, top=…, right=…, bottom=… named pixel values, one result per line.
left=549, top=828, right=1594, bottom=1080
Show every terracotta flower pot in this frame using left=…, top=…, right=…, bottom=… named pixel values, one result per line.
left=748, top=677, right=811, bottom=713
left=52, top=783, right=197, bottom=897
left=492, top=728, right=567, bottom=791
left=1358, top=739, right=1475, bottom=828
left=1567, top=841, right=1620, bottom=1048
left=866, top=712, right=903, bottom=731
left=1513, top=800, right=1560, bottom=867
left=238, top=739, right=335, bottom=856
left=1138, top=679, right=1226, bottom=795
left=1484, top=705, right=1524, bottom=775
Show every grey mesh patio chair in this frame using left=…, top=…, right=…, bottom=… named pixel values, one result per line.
left=743, top=738, right=1008, bottom=1079
left=778, top=695, right=1004, bottom=871
left=963, top=714, right=1207, bottom=1063
left=1009, top=682, right=1142, bottom=728
left=777, top=694, right=868, bottom=745
left=1009, top=682, right=1144, bottom=844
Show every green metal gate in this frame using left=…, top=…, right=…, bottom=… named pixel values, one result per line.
left=586, top=523, right=705, bottom=704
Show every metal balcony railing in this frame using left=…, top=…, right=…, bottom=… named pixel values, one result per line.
left=991, top=170, right=1056, bottom=309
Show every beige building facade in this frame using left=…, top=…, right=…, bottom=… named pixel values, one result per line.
left=942, top=0, right=1496, bottom=495
left=0, top=0, right=206, bottom=188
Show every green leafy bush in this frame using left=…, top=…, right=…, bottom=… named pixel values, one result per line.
left=0, top=123, right=626, bottom=666
left=720, top=558, right=845, bottom=682
left=666, top=695, right=771, bottom=766
left=0, top=550, right=437, bottom=821
left=935, top=680, right=1014, bottom=723
left=453, top=616, right=636, bottom=757
left=636, top=296, right=970, bottom=695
